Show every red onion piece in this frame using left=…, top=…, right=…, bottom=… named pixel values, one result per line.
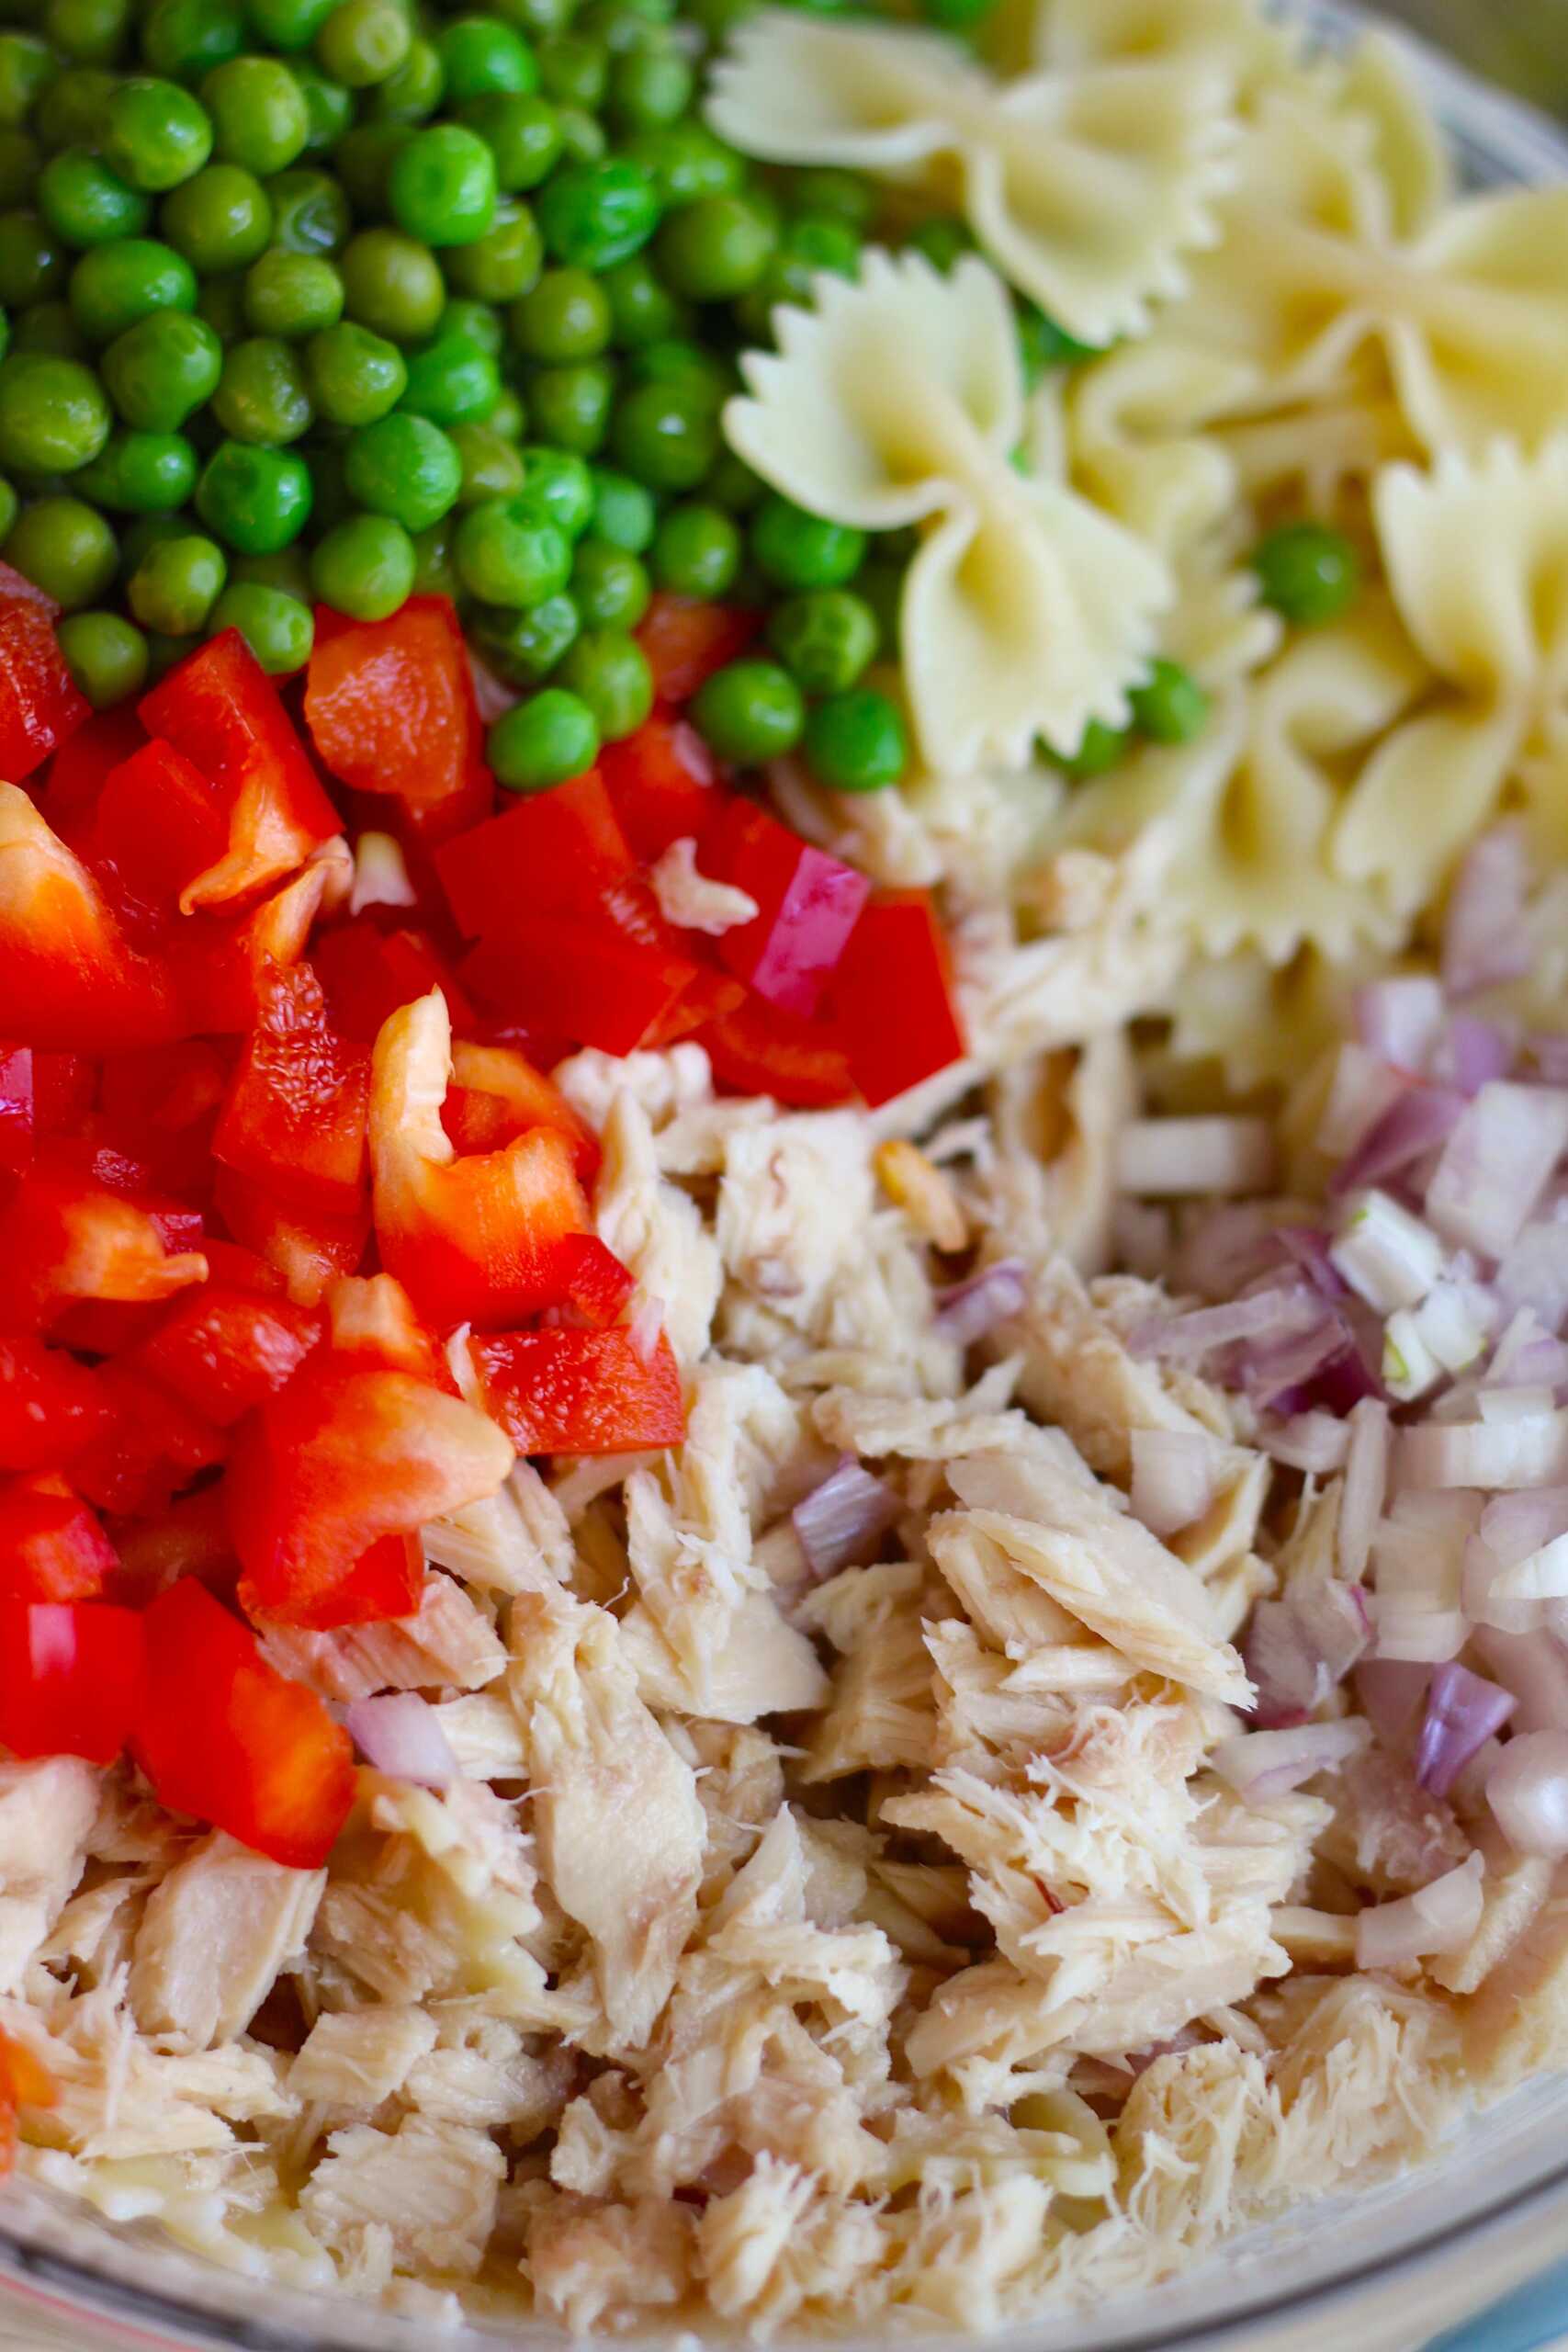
left=1317, top=1045, right=1408, bottom=1159
left=1115, top=1116, right=1275, bottom=1198
left=1495, top=1219, right=1568, bottom=1336
left=345, top=1692, right=458, bottom=1789
left=1434, top=1016, right=1514, bottom=1098
left=1355, top=1658, right=1430, bottom=1746
left=1413, top=1662, right=1517, bottom=1797
left=1400, top=1408, right=1568, bottom=1492
left=1355, top=1852, right=1483, bottom=1970
left=1245, top=1584, right=1366, bottom=1727
left=1212, top=1717, right=1369, bottom=1800
left=1487, top=1731, right=1568, bottom=1855
left=1529, top=1034, right=1568, bottom=1087
left=1133, top=1283, right=1324, bottom=1365
left=1443, top=826, right=1531, bottom=1000
left=792, top=1455, right=899, bottom=1577
left=1355, top=976, right=1445, bottom=1072
left=934, top=1259, right=1029, bottom=1347
left=1338, top=1397, right=1389, bottom=1579
left=1332, top=1086, right=1465, bottom=1196
left=1129, top=1429, right=1219, bottom=1536
left=1425, top=1081, right=1568, bottom=1261
left=1471, top=1624, right=1568, bottom=1734
left=1276, top=1225, right=1348, bottom=1299
left=1262, top=1411, right=1349, bottom=1475
left=1178, top=1204, right=1285, bottom=1301
left=733, top=842, right=870, bottom=1021
left=468, top=651, right=520, bottom=724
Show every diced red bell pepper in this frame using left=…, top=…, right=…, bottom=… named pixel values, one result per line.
left=0, top=1046, right=32, bottom=1176
left=637, top=594, right=760, bottom=705
left=598, top=714, right=720, bottom=862
left=459, top=914, right=699, bottom=1058
left=434, top=769, right=635, bottom=940
left=279, top=1530, right=426, bottom=1631
left=304, top=598, right=491, bottom=844
left=697, top=992, right=854, bottom=1108
left=0, top=1163, right=208, bottom=1332
left=442, top=1039, right=599, bottom=1184
left=225, top=1348, right=513, bottom=1624
left=70, top=1363, right=227, bottom=1516
left=314, top=920, right=478, bottom=1046
left=0, top=2025, right=57, bottom=2177
left=325, top=1271, right=455, bottom=1390
left=131, top=1282, right=321, bottom=1428
left=133, top=1578, right=355, bottom=1868
left=138, top=630, right=341, bottom=910
left=108, top=1482, right=235, bottom=1604
left=640, top=957, right=746, bottom=1049
left=471, top=1327, right=685, bottom=1454
left=73, top=738, right=229, bottom=939
left=709, top=799, right=870, bottom=1020
left=98, top=1040, right=231, bottom=1145
left=0, top=785, right=180, bottom=1049
left=0, top=563, right=89, bottom=783
left=0, top=1600, right=146, bottom=1764
left=168, top=856, right=334, bottom=1035
left=213, top=962, right=370, bottom=1216
left=547, top=1235, right=637, bottom=1329
left=213, top=1166, right=369, bottom=1307
left=0, top=1336, right=111, bottom=1473
left=829, top=889, right=967, bottom=1109
left=0, top=1472, right=117, bottom=1601
left=31, top=1052, right=95, bottom=1136
left=41, top=701, right=146, bottom=837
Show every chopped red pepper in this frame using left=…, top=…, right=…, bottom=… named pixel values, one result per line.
left=131, top=1281, right=321, bottom=1428
left=547, top=1234, right=637, bottom=1329
left=830, top=888, right=968, bottom=1109
left=213, top=1165, right=369, bottom=1307
left=314, top=920, right=478, bottom=1046
left=0, top=1045, right=33, bottom=1175
left=70, top=1363, right=227, bottom=1516
left=434, top=768, right=634, bottom=938
left=0, top=1162, right=207, bottom=1332
left=107, top=1483, right=234, bottom=1606
left=72, top=737, right=229, bottom=938
left=0, top=785, right=180, bottom=1050
left=370, top=990, right=592, bottom=1328
left=471, top=1327, right=685, bottom=1454
left=282, top=1529, right=425, bottom=1630
left=304, top=598, right=491, bottom=844
left=442, top=1038, right=599, bottom=1184
left=0, top=1472, right=117, bottom=1600
left=213, top=961, right=370, bottom=1216
left=697, top=992, right=853, bottom=1108
left=460, top=914, right=699, bottom=1058
left=31, top=1052, right=96, bottom=1137
left=325, top=1271, right=455, bottom=1390
left=169, top=857, right=335, bottom=1035
left=139, top=630, right=341, bottom=910
left=637, top=593, right=760, bottom=705
left=0, top=562, right=89, bottom=783
left=0, top=1336, right=111, bottom=1474
left=133, top=1577, right=355, bottom=1868
left=0, top=1600, right=145, bottom=1764
left=0, top=2026, right=57, bottom=2177
left=40, top=700, right=145, bottom=836
left=709, top=799, right=870, bottom=1020
left=599, top=714, right=719, bottom=862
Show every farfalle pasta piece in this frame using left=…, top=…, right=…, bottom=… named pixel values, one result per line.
left=705, top=9, right=1236, bottom=345
left=723, top=253, right=1171, bottom=774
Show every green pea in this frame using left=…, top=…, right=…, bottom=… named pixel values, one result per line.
left=519, top=442, right=592, bottom=535
left=57, top=607, right=149, bottom=706
left=600, top=251, right=679, bottom=348
left=1253, top=520, right=1361, bottom=628
left=608, top=377, right=716, bottom=492
left=128, top=528, right=227, bottom=632
left=526, top=356, right=611, bottom=453
left=442, top=198, right=540, bottom=299
left=552, top=105, right=604, bottom=165
left=340, top=224, right=446, bottom=339
left=787, top=167, right=874, bottom=232
left=764, top=587, right=875, bottom=694
left=536, top=31, right=604, bottom=108
left=441, top=296, right=503, bottom=356
left=201, top=56, right=310, bottom=176
left=1129, top=657, right=1211, bottom=746
left=606, top=39, right=690, bottom=130
left=51, top=0, right=132, bottom=68
left=570, top=535, right=648, bottom=629
left=11, top=301, right=86, bottom=358
left=289, top=59, right=355, bottom=153
left=1049, top=717, right=1130, bottom=781
left=437, top=14, right=536, bottom=98
left=69, top=240, right=196, bottom=349
left=510, top=264, right=609, bottom=361
left=691, top=656, right=803, bottom=765
left=409, top=512, right=457, bottom=594
left=75, top=425, right=197, bottom=511
left=265, top=168, right=352, bottom=257
left=398, top=328, right=500, bottom=425
left=0, top=34, right=51, bottom=131
left=310, top=509, right=415, bottom=617
left=494, top=0, right=572, bottom=38
left=705, top=447, right=762, bottom=514
left=205, top=578, right=311, bottom=669
left=782, top=213, right=860, bottom=281
left=750, top=492, right=863, bottom=591
left=488, top=383, right=525, bottom=438
left=620, top=119, right=739, bottom=208
left=244, top=252, right=343, bottom=340
left=103, top=78, right=214, bottom=196
left=33, top=68, right=118, bottom=156
left=140, top=0, right=246, bottom=78
left=4, top=494, right=118, bottom=608
left=651, top=501, right=738, bottom=601
left=245, top=0, right=338, bottom=50
left=455, top=490, right=571, bottom=604
left=459, top=91, right=560, bottom=193
left=102, top=308, right=221, bottom=429
left=536, top=157, right=658, bottom=271
left=315, top=0, right=411, bottom=87
left=472, top=586, right=576, bottom=681
left=489, top=684, right=598, bottom=789
left=623, top=334, right=727, bottom=404
left=118, top=509, right=186, bottom=577
left=369, top=38, right=445, bottom=123
left=0, top=133, right=41, bottom=213
left=451, top=418, right=525, bottom=502
left=588, top=462, right=652, bottom=551
left=195, top=435, right=313, bottom=549
left=213, top=334, right=313, bottom=442
left=803, top=684, right=906, bottom=792
left=305, top=315, right=407, bottom=422
left=389, top=121, right=498, bottom=246
left=38, top=150, right=151, bottom=252
left=0, top=215, right=64, bottom=311
left=0, top=351, right=111, bottom=473
left=334, top=120, right=411, bottom=217
left=344, top=409, right=461, bottom=528
left=161, top=164, right=274, bottom=274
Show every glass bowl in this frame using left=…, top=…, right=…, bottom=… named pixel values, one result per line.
left=5, top=10, right=1568, bottom=2352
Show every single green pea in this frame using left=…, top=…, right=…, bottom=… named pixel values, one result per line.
left=388, top=121, right=497, bottom=247
left=57, top=606, right=149, bottom=705
left=588, top=462, right=652, bottom=551
left=472, top=585, right=576, bottom=681
left=0, top=351, right=110, bottom=473
left=787, top=166, right=875, bottom=232
left=0, top=214, right=64, bottom=311
left=525, top=356, right=611, bottom=453
left=310, top=509, right=415, bottom=617
left=141, top=0, right=246, bottom=78
left=608, top=377, right=716, bottom=492
left=488, top=383, right=525, bottom=438
left=0, top=133, right=41, bottom=213
left=398, top=328, right=500, bottom=425
left=509, top=264, right=609, bottom=362
left=764, top=586, right=876, bottom=695
left=51, top=0, right=132, bottom=68
left=0, top=34, right=51, bottom=131
left=518, top=441, right=592, bottom=536
left=103, top=77, right=214, bottom=195
left=691, top=656, right=803, bottom=765
left=442, top=198, right=540, bottom=300
left=289, top=59, right=355, bottom=154
left=458, top=91, right=560, bottom=194
left=579, top=0, right=675, bottom=48
left=10, top=300, right=85, bottom=357
left=197, top=267, right=247, bottom=341
left=33, top=67, right=118, bottom=156
left=409, top=511, right=457, bottom=594
left=128, top=527, right=227, bottom=632
left=201, top=56, right=310, bottom=176
left=244, top=251, right=343, bottom=339
left=782, top=213, right=860, bottom=279
left=455, top=489, right=571, bottom=604
left=619, top=119, right=739, bottom=209
left=265, top=169, right=352, bottom=259
left=333, top=120, right=412, bottom=217
left=195, top=435, right=313, bottom=548
left=551, top=105, right=604, bottom=165
left=75, top=425, right=197, bottom=510
left=437, top=14, right=536, bottom=99
left=451, top=417, right=525, bottom=502
left=750, top=492, right=863, bottom=591
left=245, top=0, right=338, bottom=51
left=441, top=296, right=504, bottom=356
left=489, top=684, right=598, bottom=789
left=536, top=30, right=604, bottom=108
left=315, top=0, right=411, bottom=87
left=369, top=38, right=446, bottom=123
left=212, top=334, right=313, bottom=442
left=605, top=39, right=690, bottom=130
left=1253, top=520, right=1361, bottom=628
left=340, top=224, right=446, bottom=339
left=651, top=501, right=738, bottom=601
left=570, top=534, right=647, bottom=628
left=4, top=494, right=118, bottom=608
left=599, top=251, right=679, bottom=348
left=1049, top=716, right=1130, bottom=781
left=305, top=315, right=408, bottom=422
left=38, top=150, right=151, bottom=251
left=344, top=408, right=462, bottom=528
left=69, top=239, right=197, bottom=345
left=803, top=684, right=906, bottom=792
left=704, top=447, right=762, bottom=514
left=623, top=334, right=728, bottom=404
left=1129, top=657, right=1211, bottom=747
left=536, top=156, right=658, bottom=271
left=161, top=164, right=274, bottom=274
left=102, top=308, right=222, bottom=430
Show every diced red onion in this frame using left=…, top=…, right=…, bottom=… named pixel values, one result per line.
left=1275, top=1225, right=1348, bottom=1299
left=1425, top=1082, right=1568, bottom=1261
left=1413, top=1663, right=1516, bottom=1797
left=468, top=651, right=520, bottom=724
left=1332, top=1088, right=1465, bottom=1195
left=1115, top=1116, right=1276, bottom=1198
left=1443, top=825, right=1531, bottom=1000
left=1113, top=1199, right=1173, bottom=1282
left=1212, top=1718, right=1370, bottom=1801
left=1293, top=1576, right=1371, bottom=1680
left=1486, top=1730, right=1568, bottom=1855
left=1262, top=1411, right=1349, bottom=1475
left=1399, top=1408, right=1568, bottom=1491
left=1529, top=1034, right=1568, bottom=1087
left=1129, top=1428, right=1219, bottom=1536
left=1471, top=1624, right=1568, bottom=1733
left=1433, top=1016, right=1514, bottom=1098
left=1134, top=1283, right=1326, bottom=1368
left=1355, top=1657, right=1430, bottom=1745
left=1178, top=1204, right=1285, bottom=1301
left=1235, top=1304, right=1348, bottom=1408
left=1355, top=1851, right=1483, bottom=1970
left=1487, top=1308, right=1568, bottom=1386
left=1317, top=1045, right=1408, bottom=1159
left=1331, top=1188, right=1445, bottom=1313
left=1338, top=1397, right=1389, bottom=1579
left=1355, top=976, right=1445, bottom=1072
left=1495, top=1218, right=1568, bottom=1335
left=934, top=1259, right=1029, bottom=1347
left=792, top=1455, right=899, bottom=1577
left=345, top=1692, right=458, bottom=1789
left=1245, top=1585, right=1366, bottom=1727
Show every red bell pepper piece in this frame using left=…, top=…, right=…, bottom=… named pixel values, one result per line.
left=314, top=920, right=478, bottom=1046
left=697, top=992, right=853, bottom=1108
left=598, top=714, right=719, bottom=862
left=108, top=1482, right=235, bottom=1604
left=0, top=1045, right=32, bottom=1175
left=547, top=1235, right=637, bottom=1329
left=131, top=1281, right=321, bottom=1428
left=0, top=785, right=180, bottom=1049
left=304, top=598, right=490, bottom=844
left=31, top=1052, right=96, bottom=1136
left=0, top=563, right=89, bottom=783
left=709, top=799, right=870, bottom=1020
left=639, top=958, right=746, bottom=1049
left=213, top=1166, right=369, bottom=1307
left=325, top=1271, right=455, bottom=1390
left=0, top=1472, right=117, bottom=1600
left=41, top=700, right=146, bottom=837
left=73, top=738, right=230, bottom=939
left=98, top=1039, right=231, bottom=1148
left=278, top=1530, right=426, bottom=1631
left=636, top=593, right=760, bottom=705
left=134, top=1578, right=355, bottom=1868
left=0, top=1163, right=208, bottom=1332
left=168, top=856, right=335, bottom=1036
left=434, top=769, right=634, bottom=940
left=213, top=962, right=371, bottom=1216
left=0, top=2026, right=57, bottom=2177
left=830, top=889, right=967, bottom=1109
left=139, top=630, right=341, bottom=910
left=442, top=1039, right=600, bottom=1184
left=471, top=1327, right=685, bottom=1454
left=70, top=1363, right=227, bottom=1516
left=0, top=1600, right=146, bottom=1764
left=370, top=990, right=593, bottom=1328
left=225, top=1346, right=513, bottom=1624
left=0, top=1336, right=111, bottom=1473
left=459, top=914, right=699, bottom=1058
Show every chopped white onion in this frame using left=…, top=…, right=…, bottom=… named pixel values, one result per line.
left=1408, top=1281, right=1490, bottom=1376
left=1115, top=1116, right=1276, bottom=1198
left=1262, top=1411, right=1349, bottom=1475
left=1338, top=1398, right=1389, bottom=1580
left=1400, top=1408, right=1568, bottom=1491
left=1487, top=1731, right=1568, bottom=1855
left=1212, top=1718, right=1370, bottom=1802
left=1355, top=976, right=1446, bottom=1072
left=1355, top=1852, right=1483, bottom=1971
left=345, top=1692, right=458, bottom=1789
left=933, top=1259, right=1029, bottom=1347
left=1483, top=1527, right=1568, bottom=1606
left=1443, top=825, right=1531, bottom=1000
left=1425, top=1082, right=1568, bottom=1261
left=1495, top=1215, right=1568, bottom=1335
left=792, top=1456, right=899, bottom=1577
left=1477, top=1384, right=1558, bottom=1424
left=1331, top=1189, right=1445, bottom=1314
left=1129, top=1428, right=1219, bottom=1536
